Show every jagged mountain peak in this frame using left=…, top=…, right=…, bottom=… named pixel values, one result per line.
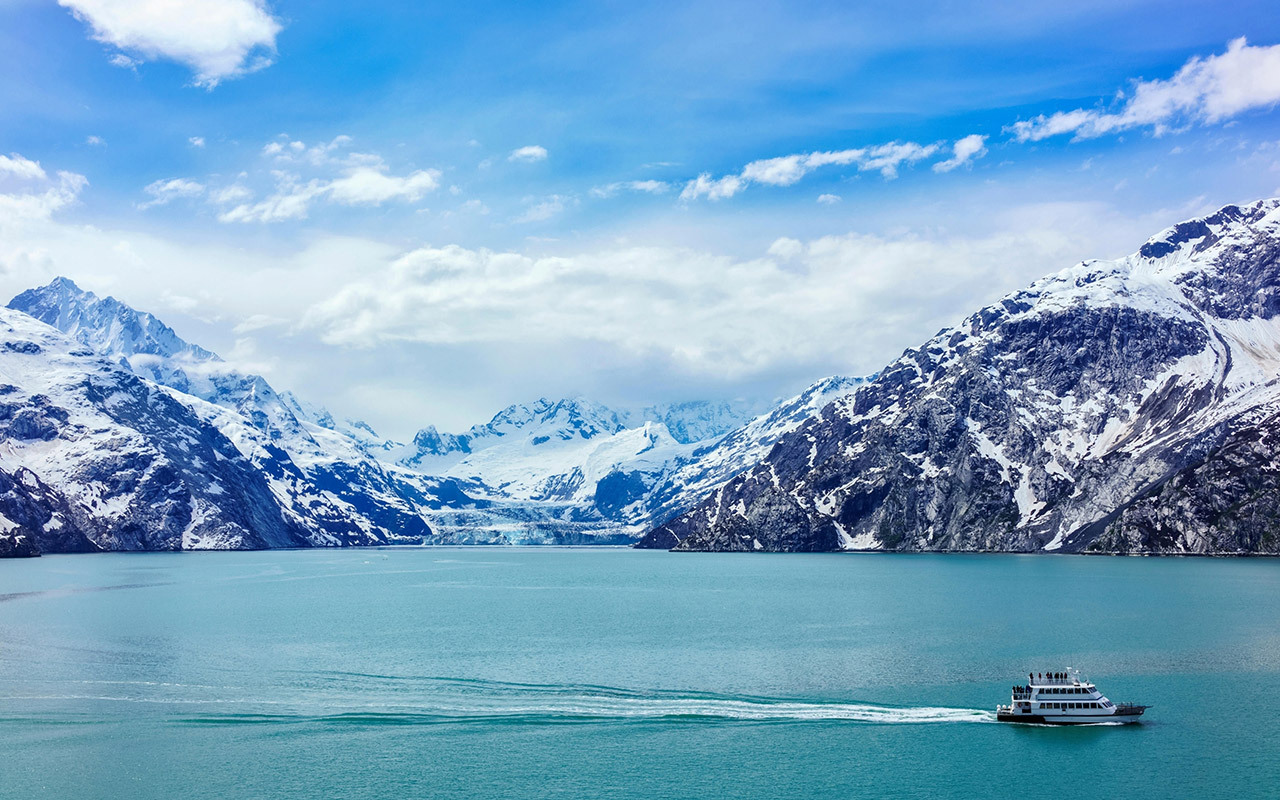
left=9, top=277, right=218, bottom=364
left=1137, top=198, right=1280, bottom=262
left=484, top=396, right=627, bottom=440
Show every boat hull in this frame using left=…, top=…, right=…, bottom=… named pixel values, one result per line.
left=997, top=711, right=1144, bottom=725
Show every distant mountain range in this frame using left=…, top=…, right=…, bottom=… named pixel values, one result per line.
left=3, top=199, right=1279, bottom=557
left=0, top=278, right=860, bottom=555
left=641, top=199, right=1280, bottom=555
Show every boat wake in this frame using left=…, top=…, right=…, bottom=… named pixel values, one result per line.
left=3, top=675, right=994, bottom=727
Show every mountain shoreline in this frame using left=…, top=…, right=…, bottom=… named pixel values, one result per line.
left=4, top=200, right=1280, bottom=558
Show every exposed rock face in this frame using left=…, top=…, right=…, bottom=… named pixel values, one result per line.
left=646, top=199, right=1280, bottom=554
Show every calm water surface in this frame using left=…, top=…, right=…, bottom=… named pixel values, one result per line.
left=0, top=548, right=1277, bottom=799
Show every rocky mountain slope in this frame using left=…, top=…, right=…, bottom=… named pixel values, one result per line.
left=641, top=200, right=1280, bottom=554
left=9, top=279, right=438, bottom=550
left=0, top=308, right=315, bottom=556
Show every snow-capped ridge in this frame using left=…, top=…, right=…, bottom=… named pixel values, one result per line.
left=644, top=198, right=1280, bottom=554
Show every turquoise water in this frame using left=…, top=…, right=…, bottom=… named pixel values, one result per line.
left=0, top=548, right=1277, bottom=799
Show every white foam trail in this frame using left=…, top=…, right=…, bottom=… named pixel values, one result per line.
left=427, top=697, right=994, bottom=724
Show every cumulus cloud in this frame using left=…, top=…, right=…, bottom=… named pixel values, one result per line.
left=0, top=154, right=50, bottom=182
left=933, top=134, right=988, bottom=172
left=681, top=140, right=945, bottom=200
left=589, top=180, right=671, bottom=198
left=139, top=177, right=205, bottom=209
left=59, top=0, right=282, bottom=88
left=86, top=135, right=106, bottom=147
left=326, top=167, right=440, bottom=205
left=189, top=136, right=206, bottom=148
left=817, top=193, right=842, bottom=204
left=302, top=223, right=1099, bottom=379
left=508, top=145, right=549, bottom=163
left=0, top=154, right=87, bottom=221
left=1008, top=38, right=1280, bottom=142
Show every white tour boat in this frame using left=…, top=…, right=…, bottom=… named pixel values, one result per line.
left=997, top=668, right=1148, bottom=724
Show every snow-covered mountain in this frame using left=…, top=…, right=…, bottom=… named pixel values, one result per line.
left=24, top=198, right=1278, bottom=556
left=387, top=380, right=864, bottom=542
left=1, top=279, right=847, bottom=551
left=9, top=279, right=439, bottom=548
left=0, top=307, right=314, bottom=556
left=634, top=399, right=769, bottom=445
left=642, top=200, right=1280, bottom=555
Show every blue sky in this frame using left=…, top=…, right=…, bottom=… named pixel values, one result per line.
left=1, top=0, right=1279, bottom=434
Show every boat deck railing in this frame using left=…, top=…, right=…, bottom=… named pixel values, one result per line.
left=1029, top=672, right=1085, bottom=686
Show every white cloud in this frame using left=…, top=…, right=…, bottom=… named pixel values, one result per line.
left=327, top=167, right=440, bottom=205
left=139, top=177, right=205, bottom=209
left=0, top=154, right=49, bottom=182
left=209, top=184, right=253, bottom=205
left=513, top=195, right=569, bottom=223
left=219, top=166, right=441, bottom=223
left=0, top=154, right=87, bottom=221
left=86, top=135, right=106, bottom=147
left=302, top=220, right=1119, bottom=381
left=189, top=136, right=206, bottom=148
left=679, top=173, right=745, bottom=201
left=590, top=179, right=671, bottom=198
left=233, top=313, right=287, bottom=334
left=682, top=140, right=944, bottom=200
left=59, top=0, right=282, bottom=88
left=508, top=145, right=549, bottom=163
left=213, top=136, right=442, bottom=223
left=817, top=193, right=841, bottom=204
left=217, top=176, right=321, bottom=223
left=766, top=237, right=803, bottom=260
left=1008, top=38, right=1280, bottom=142
left=262, top=135, right=359, bottom=166
left=933, top=134, right=988, bottom=172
